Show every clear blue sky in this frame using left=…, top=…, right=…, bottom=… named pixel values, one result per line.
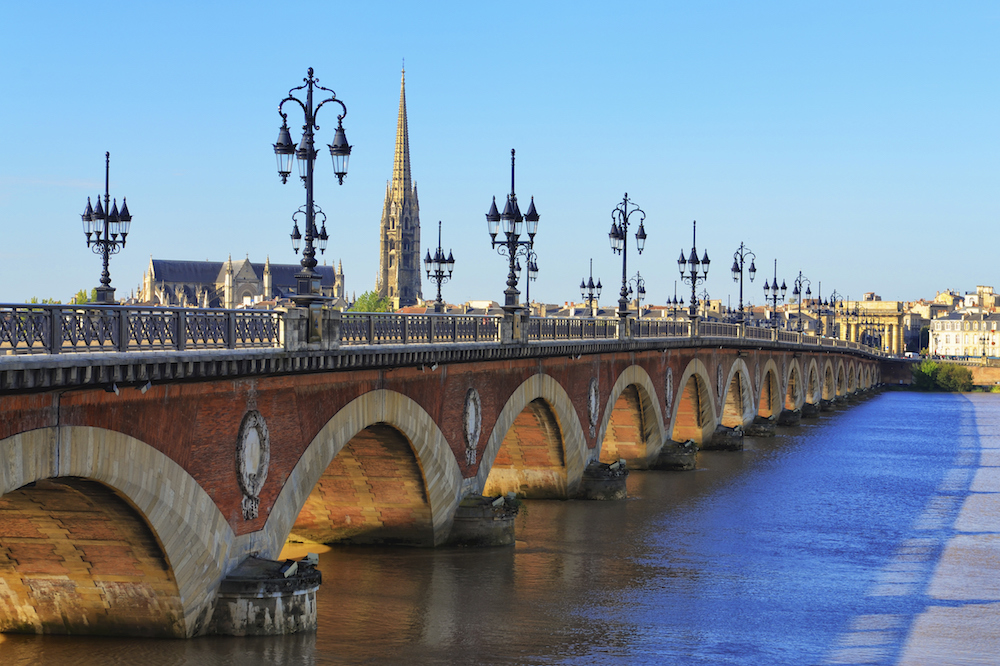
left=2, top=1, right=998, bottom=308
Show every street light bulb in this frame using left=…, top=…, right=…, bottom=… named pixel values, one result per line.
left=486, top=197, right=500, bottom=238
left=273, top=123, right=296, bottom=183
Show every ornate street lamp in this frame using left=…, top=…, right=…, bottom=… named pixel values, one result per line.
left=486, top=149, right=539, bottom=314
left=80, top=152, right=132, bottom=304
left=763, top=259, right=787, bottom=328
left=791, top=271, right=811, bottom=333
left=628, top=272, right=646, bottom=317
left=273, top=67, right=351, bottom=306
left=608, top=194, right=647, bottom=319
left=669, top=281, right=685, bottom=320
left=730, top=242, right=756, bottom=322
left=424, top=221, right=455, bottom=313
left=678, top=220, right=710, bottom=318
left=579, top=259, right=602, bottom=316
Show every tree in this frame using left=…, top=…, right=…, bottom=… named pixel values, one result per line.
left=27, top=297, right=61, bottom=304
left=70, top=288, right=97, bottom=305
left=911, top=360, right=972, bottom=392
left=349, top=290, right=392, bottom=313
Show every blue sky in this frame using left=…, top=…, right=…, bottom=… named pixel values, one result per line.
left=2, top=1, right=998, bottom=308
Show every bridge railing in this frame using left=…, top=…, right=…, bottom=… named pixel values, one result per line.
left=632, top=318, right=690, bottom=338
left=1, top=303, right=886, bottom=357
left=0, top=304, right=281, bottom=354
left=528, top=317, right=620, bottom=340
left=340, top=313, right=501, bottom=345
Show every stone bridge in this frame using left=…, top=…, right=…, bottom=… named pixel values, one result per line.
left=0, top=305, right=896, bottom=637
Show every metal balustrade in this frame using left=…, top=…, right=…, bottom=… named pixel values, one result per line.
left=0, top=303, right=885, bottom=357
left=0, top=304, right=280, bottom=354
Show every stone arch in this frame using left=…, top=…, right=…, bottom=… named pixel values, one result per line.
left=264, top=390, right=463, bottom=552
left=848, top=362, right=858, bottom=393
left=595, top=365, right=666, bottom=468
left=862, top=365, right=872, bottom=389
left=836, top=360, right=848, bottom=396
left=670, top=359, right=717, bottom=445
left=784, top=358, right=803, bottom=410
left=475, top=373, right=587, bottom=499
left=757, top=359, right=782, bottom=418
left=805, top=359, right=821, bottom=405
left=0, top=427, right=233, bottom=638
left=822, top=361, right=836, bottom=401
left=720, top=358, right=755, bottom=428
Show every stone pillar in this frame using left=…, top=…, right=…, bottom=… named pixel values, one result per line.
left=280, top=306, right=342, bottom=351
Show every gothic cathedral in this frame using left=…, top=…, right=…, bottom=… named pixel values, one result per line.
left=377, top=68, right=422, bottom=308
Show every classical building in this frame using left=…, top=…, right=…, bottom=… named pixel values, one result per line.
left=376, top=68, right=422, bottom=309
left=929, top=310, right=1000, bottom=358
left=140, top=256, right=345, bottom=308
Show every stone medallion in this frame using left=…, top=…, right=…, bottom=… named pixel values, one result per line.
left=588, top=377, right=600, bottom=438
left=463, top=388, right=482, bottom=467
left=236, top=409, right=270, bottom=520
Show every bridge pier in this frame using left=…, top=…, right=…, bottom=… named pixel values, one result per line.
left=207, top=556, right=321, bottom=636
left=703, top=425, right=744, bottom=451
left=446, top=495, right=520, bottom=547
left=802, top=402, right=820, bottom=418
left=648, top=439, right=698, bottom=470
left=777, top=408, right=802, bottom=426
left=575, top=460, right=628, bottom=500
left=745, top=415, right=777, bottom=437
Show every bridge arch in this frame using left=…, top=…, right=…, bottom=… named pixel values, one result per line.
left=670, top=359, right=717, bottom=444
left=757, top=359, right=782, bottom=418
left=847, top=362, right=858, bottom=393
left=784, top=359, right=804, bottom=411
left=0, top=427, right=232, bottom=637
left=719, top=359, right=755, bottom=428
left=264, top=389, right=463, bottom=551
left=836, top=361, right=848, bottom=396
left=595, top=365, right=666, bottom=467
left=805, top=359, right=821, bottom=405
left=476, top=373, right=588, bottom=499
left=822, top=361, right=836, bottom=401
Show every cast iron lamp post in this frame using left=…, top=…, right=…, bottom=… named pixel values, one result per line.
left=579, top=259, right=602, bottom=316
left=486, top=149, right=539, bottom=315
left=791, top=271, right=811, bottom=333
left=677, top=220, right=710, bottom=318
left=627, top=272, right=646, bottom=317
left=763, top=259, right=787, bottom=328
left=730, top=242, right=756, bottom=322
left=608, top=194, right=647, bottom=319
left=423, top=221, right=455, bottom=313
left=669, top=281, right=685, bottom=320
left=80, top=152, right=132, bottom=304
left=273, top=67, right=351, bottom=306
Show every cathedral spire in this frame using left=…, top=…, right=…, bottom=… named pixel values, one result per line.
left=392, top=67, right=411, bottom=194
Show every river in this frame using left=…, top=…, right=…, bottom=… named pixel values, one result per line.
left=3, top=391, right=998, bottom=665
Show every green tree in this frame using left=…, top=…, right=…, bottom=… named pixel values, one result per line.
left=936, top=364, right=973, bottom=392
left=27, top=297, right=61, bottom=304
left=349, top=290, right=392, bottom=313
left=912, top=360, right=939, bottom=391
left=70, top=288, right=96, bottom=305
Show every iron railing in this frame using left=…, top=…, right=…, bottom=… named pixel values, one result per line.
left=0, top=304, right=280, bottom=354
left=0, top=303, right=885, bottom=357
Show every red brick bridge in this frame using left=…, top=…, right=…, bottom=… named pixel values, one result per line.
left=0, top=305, right=897, bottom=637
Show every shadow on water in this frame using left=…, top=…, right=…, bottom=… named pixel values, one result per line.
left=1, top=392, right=983, bottom=666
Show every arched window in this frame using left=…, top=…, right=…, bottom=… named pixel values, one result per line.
left=390, top=217, right=395, bottom=229
left=390, top=240, right=395, bottom=250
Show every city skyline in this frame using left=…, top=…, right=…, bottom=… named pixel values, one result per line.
left=1, top=2, right=997, bottom=307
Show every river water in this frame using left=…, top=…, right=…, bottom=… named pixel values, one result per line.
left=3, top=391, right=999, bottom=665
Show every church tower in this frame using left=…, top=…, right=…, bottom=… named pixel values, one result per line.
left=377, top=68, right=422, bottom=308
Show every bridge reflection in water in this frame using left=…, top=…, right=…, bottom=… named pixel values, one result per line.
left=0, top=304, right=898, bottom=638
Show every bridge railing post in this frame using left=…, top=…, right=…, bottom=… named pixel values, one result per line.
left=771, top=326, right=779, bottom=342
left=403, top=315, right=410, bottom=344
left=226, top=310, right=237, bottom=349
left=176, top=309, right=187, bottom=351
left=47, top=306, right=62, bottom=354
left=117, top=307, right=129, bottom=352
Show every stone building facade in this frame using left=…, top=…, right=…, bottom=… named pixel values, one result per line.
left=376, top=68, right=422, bottom=309
left=140, top=256, right=345, bottom=308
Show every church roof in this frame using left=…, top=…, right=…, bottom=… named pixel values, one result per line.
left=151, top=259, right=336, bottom=288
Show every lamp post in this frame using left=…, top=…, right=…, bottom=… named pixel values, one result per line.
left=819, top=288, right=843, bottom=337
left=627, top=272, right=646, bottom=317
left=791, top=271, right=811, bottom=333
left=486, top=149, right=539, bottom=315
left=763, top=259, right=787, bottom=328
left=669, top=281, right=685, bottom=320
left=730, top=243, right=756, bottom=322
left=273, top=67, right=351, bottom=306
left=579, top=259, right=602, bottom=316
left=677, top=220, right=710, bottom=318
left=608, top=193, right=647, bottom=319
left=423, top=221, right=455, bottom=313
left=80, top=152, right=132, bottom=304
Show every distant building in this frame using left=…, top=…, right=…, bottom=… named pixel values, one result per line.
left=140, top=256, right=345, bottom=308
left=928, top=311, right=1000, bottom=358
left=376, top=68, right=422, bottom=309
